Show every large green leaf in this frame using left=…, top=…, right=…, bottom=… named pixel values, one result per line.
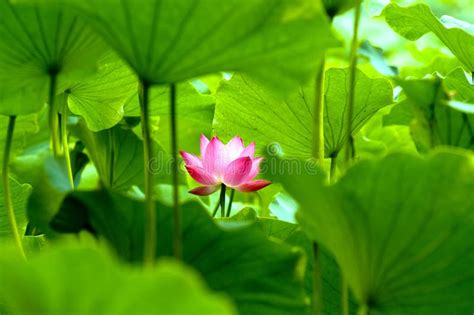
left=323, top=68, right=393, bottom=157
left=11, top=146, right=87, bottom=234
left=278, top=152, right=474, bottom=314
left=383, top=3, right=474, bottom=72
left=0, top=0, right=106, bottom=115
left=0, top=245, right=237, bottom=315
left=66, top=53, right=137, bottom=131
left=71, top=121, right=179, bottom=191
left=0, top=176, right=31, bottom=241
left=214, top=70, right=392, bottom=159
left=394, top=77, right=474, bottom=152
left=53, top=191, right=308, bottom=315
left=223, top=208, right=358, bottom=314
left=46, top=0, right=339, bottom=91
left=444, top=67, right=474, bottom=103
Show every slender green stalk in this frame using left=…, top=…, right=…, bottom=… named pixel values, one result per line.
left=219, top=184, right=226, bottom=218
left=310, top=33, right=330, bottom=315
left=170, top=83, right=181, bottom=260
left=311, top=242, right=322, bottom=315
left=330, top=154, right=337, bottom=180
left=2, top=116, right=25, bottom=259
left=341, top=277, right=349, bottom=315
left=344, top=0, right=362, bottom=166
left=107, top=127, right=115, bottom=187
left=138, top=80, right=156, bottom=266
left=212, top=201, right=220, bottom=217
left=61, top=93, right=74, bottom=190
left=312, top=55, right=326, bottom=165
left=48, top=74, right=61, bottom=156
left=226, top=189, right=235, bottom=217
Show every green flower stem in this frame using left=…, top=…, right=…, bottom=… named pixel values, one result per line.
left=170, top=83, right=182, bottom=260
left=212, top=201, right=220, bottom=217
left=107, top=127, right=115, bottom=187
left=330, top=153, right=337, bottom=180
left=341, top=277, right=349, bottom=315
left=138, top=80, right=156, bottom=266
left=226, top=189, right=235, bottom=217
left=312, top=55, right=326, bottom=165
left=61, top=93, right=74, bottom=190
left=48, top=74, right=61, bottom=156
left=219, top=184, right=227, bottom=218
left=2, top=116, right=25, bottom=259
left=344, top=0, right=362, bottom=167
left=311, top=37, right=331, bottom=315
left=311, top=242, right=322, bottom=315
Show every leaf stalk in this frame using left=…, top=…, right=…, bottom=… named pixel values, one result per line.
left=170, top=83, right=182, bottom=260
left=344, top=0, right=362, bottom=167
left=139, top=79, right=156, bottom=266
left=61, top=92, right=74, bottom=190
left=2, top=116, right=25, bottom=259
left=312, top=55, right=326, bottom=165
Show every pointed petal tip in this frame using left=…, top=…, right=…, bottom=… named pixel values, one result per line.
left=200, top=133, right=209, bottom=140
left=185, top=165, right=217, bottom=185
left=180, top=151, right=202, bottom=168
left=237, top=180, right=272, bottom=192
left=240, top=141, right=256, bottom=158
left=189, top=185, right=219, bottom=196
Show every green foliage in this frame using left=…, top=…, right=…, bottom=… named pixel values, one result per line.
left=124, top=82, right=216, bottom=153
left=0, top=245, right=237, bottom=314
left=384, top=3, right=474, bottom=72
left=222, top=208, right=358, bottom=314
left=11, top=145, right=87, bottom=234
left=52, top=191, right=308, bottom=315
left=0, top=177, right=31, bottom=241
left=71, top=121, right=147, bottom=191
left=214, top=69, right=392, bottom=159
left=275, top=152, right=474, bottom=313
left=49, top=0, right=339, bottom=91
left=385, top=76, right=474, bottom=152
left=0, top=115, right=39, bottom=164
left=0, top=0, right=472, bottom=313
left=0, top=0, right=106, bottom=115
left=66, top=53, right=137, bottom=131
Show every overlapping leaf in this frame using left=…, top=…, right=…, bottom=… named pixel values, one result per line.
left=66, top=53, right=137, bottom=131
left=385, top=77, right=474, bottom=152
left=0, top=245, right=237, bottom=315
left=214, top=70, right=392, bottom=159
left=52, top=191, right=308, bottom=315
left=0, top=177, right=31, bottom=241
left=11, top=146, right=87, bottom=234
left=444, top=67, right=474, bottom=103
left=276, top=152, right=474, bottom=314
left=71, top=121, right=179, bottom=191
left=222, top=208, right=358, bottom=314
left=383, top=3, right=474, bottom=72
left=42, top=0, right=338, bottom=91
left=0, top=0, right=106, bottom=115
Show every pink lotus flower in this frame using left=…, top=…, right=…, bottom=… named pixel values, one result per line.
left=180, top=135, right=271, bottom=196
